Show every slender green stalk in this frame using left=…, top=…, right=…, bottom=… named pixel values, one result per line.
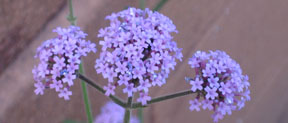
left=79, top=63, right=93, bottom=123
left=67, top=0, right=76, bottom=25
left=124, top=109, right=131, bottom=123
left=132, top=90, right=195, bottom=108
left=127, top=96, right=133, bottom=107
left=78, top=73, right=126, bottom=107
left=66, top=0, right=92, bottom=122
left=153, top=0, right=169, bottom=11
left=124, top=97, right=133, bottom=123
left=139, top=0, right=145, bottom=10
left=137, top=108, right=144, bottom=123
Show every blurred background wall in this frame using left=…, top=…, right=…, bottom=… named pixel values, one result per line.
left=0, top=0, right=288, bottom=123
left=0, top=0, right=65, bottom=74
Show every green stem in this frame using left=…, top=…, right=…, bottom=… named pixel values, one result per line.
left=127, top=96, right=133, bottom=107
left=139, top=0, right=145, bottom=10
left=124, top=97, right=133, bottom=123
left=124, top=109, right=131, bottom=123
left=67, top=0, right=92, bottom=122
left=79, top=63, right=93, bottom=123
left=137, top=108, right=144, bottom=123
left=132, top=90, right=195, bottom=108
left=78, top=73, right=126, bottom=107
left=153, top=0, right=169, bottom=11
left=67, top=0, right=76, bottom=25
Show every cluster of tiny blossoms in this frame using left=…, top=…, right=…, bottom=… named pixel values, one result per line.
left=95, top=7, right=183, bottom=105
left=94, top=101, right=139, bottom=123
left=32, top=26, right=96, bottom=100
left=186, top=50, right=250, bottom=122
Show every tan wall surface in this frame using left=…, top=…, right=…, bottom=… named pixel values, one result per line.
left=0, top=0, right=65, bottom=74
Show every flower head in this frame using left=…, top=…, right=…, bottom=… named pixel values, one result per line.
left=95, top=7, right=182, bottom=105
left=187, top=50, right=250, bottom=122
left=94, top=101, right=139, bottom=123
left=32, top=26, right=96, bottom=100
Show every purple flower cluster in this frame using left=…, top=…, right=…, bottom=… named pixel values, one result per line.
left=187, top=50, right=250, bottom=122
left=95, top=7, right=182, bottom=105
left=32, top=26, right=96, bottom=100
left=94, top=101, right=139, bottom=123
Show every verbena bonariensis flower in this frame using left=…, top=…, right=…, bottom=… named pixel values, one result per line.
left=32, top=26, right=96, bottom=100
left=187, top=50, right=250, bottom=122
left=95, top=7, right=183, bottom=105
left=94, top=101, right=139, bottom=123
